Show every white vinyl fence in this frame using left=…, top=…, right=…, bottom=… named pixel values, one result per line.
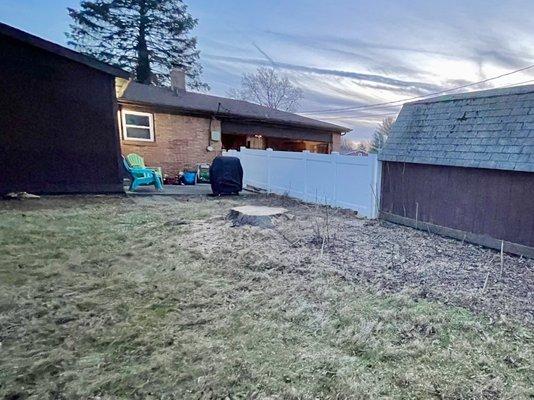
left=224, top=147, right=381, bottom=218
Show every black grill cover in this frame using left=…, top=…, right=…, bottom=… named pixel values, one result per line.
left=209, top=156, right=243, bottom=195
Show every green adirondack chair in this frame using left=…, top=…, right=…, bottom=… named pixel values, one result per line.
left=125, top=153, right=163, bottom=180
left=123, top=156, right=163, bottom=191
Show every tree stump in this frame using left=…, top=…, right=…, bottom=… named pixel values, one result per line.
left=227, top=206, right=289, bottom=228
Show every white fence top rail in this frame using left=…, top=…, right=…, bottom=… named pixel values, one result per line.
left=224, top=147, right=381, bottom=218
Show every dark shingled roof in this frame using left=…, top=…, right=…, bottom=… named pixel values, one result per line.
left=120, top=81, right=350, bottom=133
left=379, top=85, right=534, bottom=172
left=0, top=22, right=129, bottom=78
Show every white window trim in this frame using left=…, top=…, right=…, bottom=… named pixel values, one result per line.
left=122, top=110, right=155, bottom=142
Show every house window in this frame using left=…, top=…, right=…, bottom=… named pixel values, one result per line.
left=122, top=110, right=154, bottom=141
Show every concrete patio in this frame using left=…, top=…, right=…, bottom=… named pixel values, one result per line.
left=125, top=183, right=256, bottom=197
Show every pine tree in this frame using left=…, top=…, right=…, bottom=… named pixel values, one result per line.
left=67, top=0, right=207, bottom=89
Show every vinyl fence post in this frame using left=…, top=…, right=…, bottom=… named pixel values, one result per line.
left=303, top=150, right=310, bottom=201
left=266, top=148, right=273, bottom=193
left=239, top=146, right=247, bottom=186
left=331, top=151, right=339, bottom=206
left=370, top=155, right=381, bottom=219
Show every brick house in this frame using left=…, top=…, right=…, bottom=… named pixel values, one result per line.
left=116, top=70, right=349, bottom=177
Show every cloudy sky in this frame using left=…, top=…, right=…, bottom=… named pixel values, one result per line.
left=2, top=0, right=534, bottom=138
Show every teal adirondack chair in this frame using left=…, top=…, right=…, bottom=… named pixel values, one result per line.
left=123, top=157, right=163, bottom=191
left=125, top=153, right=163, bottom=180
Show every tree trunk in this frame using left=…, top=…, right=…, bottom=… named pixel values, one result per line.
left=136, top=0, right=151, bottom=84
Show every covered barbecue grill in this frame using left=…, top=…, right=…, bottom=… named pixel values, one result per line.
left=209, top=156, right=243, bottom=195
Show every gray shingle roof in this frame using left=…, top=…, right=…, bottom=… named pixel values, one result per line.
left=379, top=85, right=534, bottom=172
left=120, top=81, right=350, bottom=133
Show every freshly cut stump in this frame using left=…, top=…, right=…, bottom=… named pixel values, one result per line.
left=228, top=205, right=289, bottom=228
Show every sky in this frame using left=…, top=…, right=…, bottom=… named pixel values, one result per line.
left=2, top=0, right=534, bottom=139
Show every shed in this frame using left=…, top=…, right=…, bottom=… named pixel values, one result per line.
left=379, top=85, right=534, bottom=257
left=0, top=22, right=129, bottom=194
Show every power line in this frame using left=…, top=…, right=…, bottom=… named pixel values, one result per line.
left=315, top=77, right=534, bottom=119
left=317, top=111, right=401, bottom=120
left=299, top=63, right=534, bottom=114
left=503, top=78, right=534, bottom=88
left=313, top=77, right=534, bottom=125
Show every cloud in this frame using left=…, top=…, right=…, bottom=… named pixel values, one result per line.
left=193, top=0, right=534, bottom=139
left=203, top=53, right=441, bottom=94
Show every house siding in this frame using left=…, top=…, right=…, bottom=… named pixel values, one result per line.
left=380, top=161, right=534, bottom=254
left=119, top=106, right=222, bottom=176
left=0, top=33, right=123, bottom=194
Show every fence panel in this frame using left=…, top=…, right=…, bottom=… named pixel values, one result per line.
left=224, top=148, right=381, bottom=218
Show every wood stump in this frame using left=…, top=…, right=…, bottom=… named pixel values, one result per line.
left=228, top=206, right=289, bottom=228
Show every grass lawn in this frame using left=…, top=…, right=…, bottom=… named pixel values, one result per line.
left=0, top=195, right=532, bottom=399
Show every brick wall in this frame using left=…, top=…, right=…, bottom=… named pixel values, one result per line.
left=120, top=107, right=222, bottom=177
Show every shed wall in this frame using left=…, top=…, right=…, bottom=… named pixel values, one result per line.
left=0, top=34, right=123, bottom=194
left=380, top=161, right=534, bottom=250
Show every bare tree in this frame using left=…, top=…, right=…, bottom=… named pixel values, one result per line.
left=227, top=68, right=303, bottom=112
left=353, top=141, right=370, bottom=155
left=340, top=137, right=370, bottom=155
left=340, top=136, right=357, bottom=154
left=369, top=116, right=395, bottom=153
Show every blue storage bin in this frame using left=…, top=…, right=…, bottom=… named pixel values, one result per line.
left=183, top=171, right=196, bottom=185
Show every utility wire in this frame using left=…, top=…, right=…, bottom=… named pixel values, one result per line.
left=313, top=77, right=534, bottom=123
left=318, top=111, right=401, bottom=120
left=503, top=78, right=534, bottom=88
left=299, top=63, right=534, bottom=114
left=320, top=77, right=534, bottom=119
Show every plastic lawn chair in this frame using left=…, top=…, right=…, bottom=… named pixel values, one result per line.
left=125, top=153, right=163, bottom=180
left=123, top=156, right=163, bottom=192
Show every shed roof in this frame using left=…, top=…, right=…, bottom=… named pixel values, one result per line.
left=120, top=81, right=350, bottom=133
left=379, top=85, right=534, bottom=172
left=0, top=22, right=129, bottom=78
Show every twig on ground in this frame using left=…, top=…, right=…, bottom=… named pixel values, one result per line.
left=482, top=271, right=490, bottom=292
left=425, top=222, right=432, bottom=236
left=324, top=197, right=330, bottom=244
left=500, top=241, right=504, bottom=279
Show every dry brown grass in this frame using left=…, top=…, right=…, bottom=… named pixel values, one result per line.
left=0, top=194, right=532, bottom=399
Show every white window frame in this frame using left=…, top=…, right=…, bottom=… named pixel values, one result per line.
left=122, top=110, right=155, bottom=142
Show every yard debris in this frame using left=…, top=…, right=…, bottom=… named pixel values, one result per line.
left=227, top=205, right=289, bottom=228
left=163, top=219, right=189, bottom=226
left=243, top=185, right=267, bottom=193
left=208, top=194, right=532, bottom=325
left=5, top=192, right=40, bottom=200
